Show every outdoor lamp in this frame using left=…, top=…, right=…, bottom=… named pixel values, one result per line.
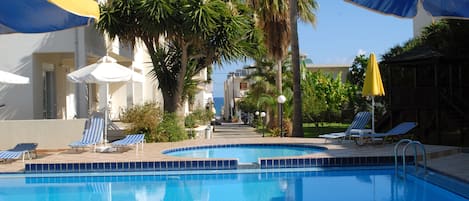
left=277, top=95, right=286, bottom=137
left=260, top=112, right=266, bottom=137
left=255, top=111, right=259, bottom=116
left=277, top=95, right=286, bottom=104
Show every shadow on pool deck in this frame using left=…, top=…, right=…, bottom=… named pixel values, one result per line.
left=0, top=122, right=467, bottom=183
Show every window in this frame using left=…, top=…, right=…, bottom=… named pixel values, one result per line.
left=239, top=82, right=248, bottom=90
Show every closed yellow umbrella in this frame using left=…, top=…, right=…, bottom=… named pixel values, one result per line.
left=362, top=53, right=385, bottom=132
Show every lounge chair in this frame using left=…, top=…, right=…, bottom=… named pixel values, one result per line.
left=111, top=134, right=145, bottom=154
left=318, top=111, right=371, bottom=143
left=0, top=143, right=38, bottom=162
left=69, top=112, right=105, bottom=151
left=351, top=122, right=417, bottom=145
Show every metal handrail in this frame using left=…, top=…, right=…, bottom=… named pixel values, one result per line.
left=403, top=141, right=427, bottom=176
left=394, top=139, right=412, bottom=172
left=394, top=139, right=427, bottom=178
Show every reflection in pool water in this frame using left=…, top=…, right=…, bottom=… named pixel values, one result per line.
left=0, top=168, right=466, bottom=201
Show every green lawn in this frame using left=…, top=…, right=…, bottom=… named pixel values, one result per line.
left=303, top=122, right=350, bottom=138
left=256, top=122, right=350, bottom=138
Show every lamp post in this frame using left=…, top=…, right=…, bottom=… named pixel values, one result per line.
left=255, top=111, right=260, bottom=134
left=209, top=98, right=216, bottom=132
left=230, top=72, right=236, bottom=121
left=255, top=111, right=259, bottom=125
left=277, top=95, right=286, bottom=137
left=261, top=111, right=266, bottom=137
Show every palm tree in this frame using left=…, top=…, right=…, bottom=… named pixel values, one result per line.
left=98, top=0, right=260, bottom=113
left=291, top=0, right=318, bottom=137
left=248, top=0, right=290, bottom=95
left=247, top=0, right=317, bottom=136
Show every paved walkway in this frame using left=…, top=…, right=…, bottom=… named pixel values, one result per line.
left=211, top=122, right=261, bottom=139
left=0, top=122, right=467, bottom=183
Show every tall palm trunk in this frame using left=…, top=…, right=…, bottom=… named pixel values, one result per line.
left=276, top=60, right=283, bottom=95
left=276, top=60, right=283, bottom=135
left=290, top=0, right=304, bottom=137
left=162, top=91, right=179, bottom=112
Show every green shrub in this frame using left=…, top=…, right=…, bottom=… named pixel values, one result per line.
left=184, top=114, right=196, bottom=128
left=120, top=102, right=162, bottom=142
left=185, top=108, right=212, bottom=127
left=155, top=113, right=188, bottom=142
left=271, top=127, right=281, bottom=137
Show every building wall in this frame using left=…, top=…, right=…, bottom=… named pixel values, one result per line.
left=0, top=119, right=87, bottom=150
left=305, top=64, right=350, bottom=82
left=0, top=32, right=57, bottom=120
left=0, top=26, right=150, bottom=120
left=223, top=71, right=247, bottom=121
left=412, top=2, right=444, bottom=37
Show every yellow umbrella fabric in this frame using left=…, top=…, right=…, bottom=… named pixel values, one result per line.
left=362, top=53, right=385, bottom=97
left=48, top=0, right=100, bottom=20
left=362, top=53, right=385, bottom=133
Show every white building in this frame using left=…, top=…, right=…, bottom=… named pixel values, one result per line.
left=223, top=67, right=255, bottom=121
left=413, top=3, right=445, bottom=37
left=189, top=67, right=215, bottom=115
left=0, top=26, right=155, bottom=120
left=305, top=64, right=350, bottom=82
left=0, top=24, right=212, bottom=149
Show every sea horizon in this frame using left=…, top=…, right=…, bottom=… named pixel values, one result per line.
left=213, top=97, right=223, bottom=116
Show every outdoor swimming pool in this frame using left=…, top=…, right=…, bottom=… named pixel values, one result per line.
left=163, top=144, right=325, bottom=163
left=0, top=167, right=467, bottom=201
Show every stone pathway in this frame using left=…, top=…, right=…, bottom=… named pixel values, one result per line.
left=211, top=122, right=260, bottom=139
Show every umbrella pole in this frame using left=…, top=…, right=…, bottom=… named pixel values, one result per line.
left=371, top=96, right=375, bottom=133
left=104, top=83, right=108, bottom=145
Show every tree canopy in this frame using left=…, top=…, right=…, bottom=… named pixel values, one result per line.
left=97, top=0, right=261, bottom=113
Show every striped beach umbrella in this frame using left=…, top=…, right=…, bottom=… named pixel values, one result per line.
left=0, top=0, right=99, bottom=34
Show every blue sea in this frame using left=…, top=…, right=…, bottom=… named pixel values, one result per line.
left=213, top=97, right=223, bottom=116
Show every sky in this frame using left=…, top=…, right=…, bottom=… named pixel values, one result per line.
left=212, top=0, right=414, bottom=97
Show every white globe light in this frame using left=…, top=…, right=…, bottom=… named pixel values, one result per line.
left=255, top=111, right=259, bottom=116
left=277, top=95, right=286, bottom=104
left=260, top=112, right=266, bottom=117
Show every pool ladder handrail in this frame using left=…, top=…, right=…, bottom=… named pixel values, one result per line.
left=394, top=139, right=427, bottom=177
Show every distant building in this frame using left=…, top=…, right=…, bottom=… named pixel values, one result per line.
left=412, top=3, right=443, bottom=37
left=301, top=54, right=350, bottom=82
left=222, top=57, right=351, bottom=121
left=223, top=67, right=256, bottom=121
left=304, top=64, right=350, bottom=82
left=190, top=66, right=214, bottom=115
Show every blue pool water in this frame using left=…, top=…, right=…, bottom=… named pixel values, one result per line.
left=0, top=168, right=466, bottom=201
left=164, top=144, right=325, bottom=163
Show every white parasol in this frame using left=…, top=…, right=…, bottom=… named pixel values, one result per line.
left=67, top=55, right=143, bottom=144
left=0, top=70, right=29, bottom=84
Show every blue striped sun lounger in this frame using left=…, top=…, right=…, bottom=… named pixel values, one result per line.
left=0, top=143, right=38, bottom=162
left=69, top=112, right=105, bottom=151
left=318, top=111, right=371, bottom=143
left=351, top=122, right=418, bottom=145
left=111, top=134, right=145, bottom=154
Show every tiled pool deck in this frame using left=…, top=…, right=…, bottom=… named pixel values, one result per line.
left=0, top=138, right=463, bottom=175
left=0, top=123, right=467, bottom=184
